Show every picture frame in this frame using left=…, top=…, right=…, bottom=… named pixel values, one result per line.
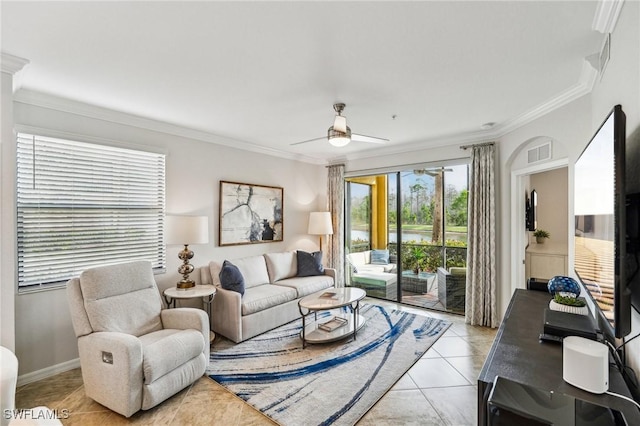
left=218, top=180, right=284, bottom=246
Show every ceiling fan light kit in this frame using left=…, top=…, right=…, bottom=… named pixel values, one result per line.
left=291, top=102, right=389, bottom=148
left=328, top=103, right=352, bottom=147
left=328, top=125, right=351, bottom=147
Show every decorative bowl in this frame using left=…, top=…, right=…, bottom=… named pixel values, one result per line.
left=547, top=275, right=580, bottom=296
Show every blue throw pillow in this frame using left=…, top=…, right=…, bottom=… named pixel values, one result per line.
left=297, top=250, right=324, bottom=277
left=219, top=260, right=245, bottom=295
left=370, top=249, right=390, bottom=265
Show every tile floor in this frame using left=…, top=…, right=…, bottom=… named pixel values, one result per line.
left=15, top=299, right=497, bottom=425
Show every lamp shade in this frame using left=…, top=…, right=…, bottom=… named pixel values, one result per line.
left=166, top=215, right=209, bottom=245
left=328, top=124, right=351, bottom=147
left=308, top=212, right=334, bottom=235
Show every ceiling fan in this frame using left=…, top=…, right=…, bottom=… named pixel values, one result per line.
left=402, top=167, right=453, bottom=177
left=290, top=103, right=389, bottom=147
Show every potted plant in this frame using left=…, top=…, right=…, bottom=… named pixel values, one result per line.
left=533, top=229, right=550, bottom=244
left=550, top=292, right=588, bottom=315
left=409, top=246, right=426, bottom=273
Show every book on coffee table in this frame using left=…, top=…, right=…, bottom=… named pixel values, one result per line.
left=318, top=316, right=348, bottom=332
left=319, top=291, right=338, bottom=299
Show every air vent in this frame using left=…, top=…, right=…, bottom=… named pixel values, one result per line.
left=527, top=141, right=552, bottom=164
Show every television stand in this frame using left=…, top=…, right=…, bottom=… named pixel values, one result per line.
left=477, top=289, right=640, bottom=425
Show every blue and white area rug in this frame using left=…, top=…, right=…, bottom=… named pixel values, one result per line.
left=207, top=304, right=451, bottom=426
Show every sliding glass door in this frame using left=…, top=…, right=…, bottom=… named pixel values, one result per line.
left=345, top=164, right=468, bottom=314
left=397, top=165, right=468, bottom=313
left=345, top=175, right=397, bottom=300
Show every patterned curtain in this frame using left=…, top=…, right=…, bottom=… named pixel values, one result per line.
left=327, top=164, right=345, bottom=287
left=465, top=144, right=498, bottom=327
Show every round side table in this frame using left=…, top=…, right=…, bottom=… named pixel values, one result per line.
left=163, top=285, right=216, bottom=341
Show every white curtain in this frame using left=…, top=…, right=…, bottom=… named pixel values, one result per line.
left=465, top=144, right=498, bottom=327
left=327, top=164, right=345, bottom=287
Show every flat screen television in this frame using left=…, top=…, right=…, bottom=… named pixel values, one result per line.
left=526, top=189, right=537, bottom=231
left=574, top=104, right=631, bottom=339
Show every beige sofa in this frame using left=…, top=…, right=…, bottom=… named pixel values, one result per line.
left=200, top=251, right=335, bottom=343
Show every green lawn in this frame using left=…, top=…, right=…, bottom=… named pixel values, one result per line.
left=352, top=223, right=467, bottom=233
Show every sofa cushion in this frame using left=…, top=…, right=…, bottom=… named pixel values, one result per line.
left=139, top=328, right=205, bottom=385
left=383, top=264, right=397, bottom=273
left=274, top=275, right=334, bottom=297
left=346, top=256, right=358, bottom=274
left=209, top=261, right=223, bottom=287
left=209, top=256, right=270, bottom=289
left=264, top=251, right=297, bottom=282
left=355, top=264, right=388, bottom=274
left=370, top=249, right=390, bottom=265
left=346, top=251, right=371, bottom=267
left=241, top=284, right=297, bottom=316
left=230, top=255, right=271, bottom=289
left=297, top=251, right=324, bottom=277
left=219, top=260, right=245, bottom=295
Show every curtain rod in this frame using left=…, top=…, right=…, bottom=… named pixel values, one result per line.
left=325, top=163, right=346, bottom=168
left=460, top=142, right=495, bottom=150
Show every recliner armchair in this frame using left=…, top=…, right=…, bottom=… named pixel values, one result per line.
left=66, top=261, right=209, bottom=418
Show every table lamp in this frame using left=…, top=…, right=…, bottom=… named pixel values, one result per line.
left=308, top=212, right=333, bottom=252
left=166, top=215, right=209, bottom=289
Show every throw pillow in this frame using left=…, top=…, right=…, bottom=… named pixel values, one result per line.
left=296, top=250, right=324, bottom=277
left=219, top=260, right=245, bottom=295
left=370, top=249, right=390, bottom=265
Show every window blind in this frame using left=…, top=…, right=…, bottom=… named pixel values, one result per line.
left=16, top=133, right=166, bottom=289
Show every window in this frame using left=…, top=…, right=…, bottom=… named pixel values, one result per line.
left=344, top=164, right=469, bottom=313
left=16, top=133, right=166, bottom=290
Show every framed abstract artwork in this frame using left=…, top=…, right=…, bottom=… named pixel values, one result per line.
left=218, top=181, right=284, bottom=246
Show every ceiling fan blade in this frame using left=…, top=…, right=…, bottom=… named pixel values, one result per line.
left=290, top=136, right=326, bottom=146
left=412, top=167, right=455, bottom=176
left=351, top=133, right=389, bottom=144
left=333, top=115, right=348, bottom=133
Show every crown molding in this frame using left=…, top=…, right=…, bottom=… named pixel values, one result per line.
left=340, top=59, right=598, bottom=164
left=14, top=56, right=598, bottom=168
left=12, top=90, right=326, bottom=165
left=1, top=52, right=29, bottom=75
left=592, top=0, right=624, bottom=33
left=491, top=60, right=597, bottom=136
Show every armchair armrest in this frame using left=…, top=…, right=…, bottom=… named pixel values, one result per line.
left=78, top=332, right=143, bottom=418
left=161, top=308, right=209, bottom=359
left=161, top=307, right=208, bottom=334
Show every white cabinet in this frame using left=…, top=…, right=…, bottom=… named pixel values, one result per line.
left=525, top=242, right=568, bottom=280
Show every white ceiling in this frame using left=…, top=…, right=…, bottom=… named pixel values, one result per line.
left=2, top=1, right=606, bottom=163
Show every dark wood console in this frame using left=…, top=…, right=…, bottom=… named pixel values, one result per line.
left=477, top=289, right=640, bottom=425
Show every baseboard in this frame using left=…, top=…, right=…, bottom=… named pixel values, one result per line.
left=17, top=358, right=81, bottom=387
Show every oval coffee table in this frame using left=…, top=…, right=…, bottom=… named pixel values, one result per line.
left=298, top=287, right=366, bottom=348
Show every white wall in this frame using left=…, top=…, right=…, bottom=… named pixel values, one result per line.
left=1, top=71, right=16, bottom=351
left=530, top=167, right=568, bottom=245
left=8, top=100, right=327, bottom=376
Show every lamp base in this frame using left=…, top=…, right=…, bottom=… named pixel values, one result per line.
left=176, top=279, right=195, bottom=289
